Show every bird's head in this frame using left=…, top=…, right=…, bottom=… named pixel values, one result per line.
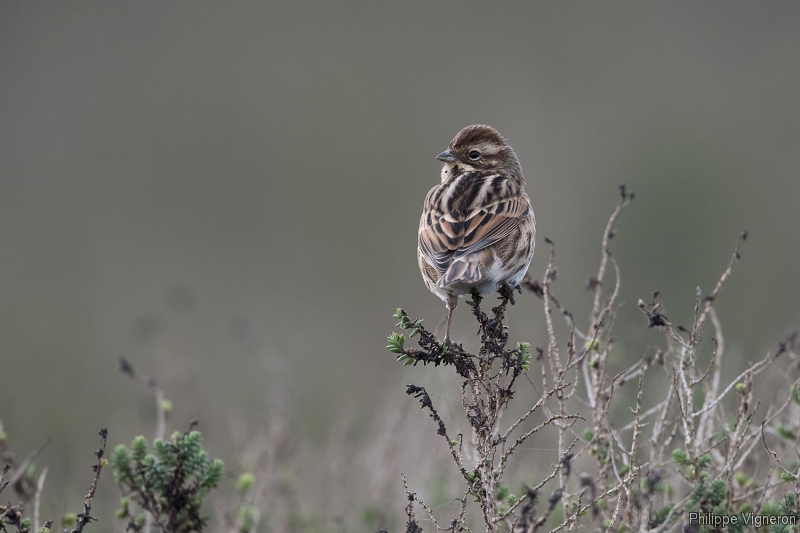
left=437, top=125, right=523, bottom=183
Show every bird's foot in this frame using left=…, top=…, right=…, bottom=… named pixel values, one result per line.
left=499, top=282, right=516, bottom=305
left=441, top=336, right=455, bottom=355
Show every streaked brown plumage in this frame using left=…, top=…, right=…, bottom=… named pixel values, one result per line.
left=418, top=125, right=536, bottom=343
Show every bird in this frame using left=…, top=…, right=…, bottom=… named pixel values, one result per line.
left=417, top=125, right=536, bottom=344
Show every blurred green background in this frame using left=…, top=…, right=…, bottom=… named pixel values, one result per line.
left=2, top=1, right=799, bottom=529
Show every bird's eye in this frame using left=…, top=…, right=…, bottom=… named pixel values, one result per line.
left=468, top=150, right=481, bottom=160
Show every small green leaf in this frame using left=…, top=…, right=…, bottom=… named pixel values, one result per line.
left=696, top=453, right=712, bottom=470
left=202, top=458, right=224, bottom=488
left=495, top=483, right=509, bottom=501
left=238, top=505, right=258, bottom=532
left=672, top=448, right=690, bottom=466
left=386, top=332, right=405, bottom=354
left=131, top=435, right=148, bottom=463
left=516, top=342, right=532, bottom=370
left=776, top=424, right=796, bottom=441
left=236, top=472, right=255, bottom=494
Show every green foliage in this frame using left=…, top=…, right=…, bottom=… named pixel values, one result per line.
left=111, top=430, right=224, bottom=533
left=687, top=481, right=708, bottom=510
left=672, top=448, right=690, bottom=466
left=778, top=491, right=797, bottom=516
left=771, top=493, right=799, bottom=533
left=649, top=504, right=674, bottom=526
left=131, top=435, right=148, bottom=462
left=708, top=480, right=727, bottom=506
left=360, top=504, right=384, bottom=530
left=236, top=472, right=255, bottom=494
left=386, top=332, right=405, bottom=353
left=388, top=308, right=428, bottom=366
left=237, top=505, right=258, bottom=533
left=777, top=424, right=797, bottom=441
left=696, top=453, right=712, bottom=471
left=779, top=463, right=799, bottom=482
left=516, top=342, right=531, bottom=371
left=116, top=497, right=131, bottom=519
left=495, top=483, right=509, bottom=502
left=160, top=399, right=173, bottom=414
left=762, top=501, right=780, bottom=516
left=393, top=308, right=425, bottom=338
left=679, top=480, right=800, bottom=533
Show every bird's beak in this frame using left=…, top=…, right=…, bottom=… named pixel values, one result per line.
left=436, top=149, right=457, bottom=163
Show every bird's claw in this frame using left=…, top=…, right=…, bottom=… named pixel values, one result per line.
left=500, top=283, right=517, bottom=305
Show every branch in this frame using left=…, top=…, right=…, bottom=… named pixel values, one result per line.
left=72, top=428, right=108, bottom=533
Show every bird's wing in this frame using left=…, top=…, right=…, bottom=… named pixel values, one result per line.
left=418, top=173, right=530, bottom=273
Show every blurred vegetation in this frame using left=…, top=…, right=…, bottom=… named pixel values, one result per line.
left=2, top=191, right=799, bottom=532
left=111, top=431, right=224, bottom=533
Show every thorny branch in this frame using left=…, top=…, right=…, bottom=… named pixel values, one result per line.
left=388, top=187, right=800, bottom=532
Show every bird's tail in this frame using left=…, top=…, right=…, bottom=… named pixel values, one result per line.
left=437, top=257, right=482, bottom=289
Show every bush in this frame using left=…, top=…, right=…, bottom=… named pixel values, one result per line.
left=111, top=430, right=224, bottom=533
left=386, top=187, right=800, bottom=532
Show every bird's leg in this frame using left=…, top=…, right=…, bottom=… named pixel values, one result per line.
left=445, top=294, right=458, bottom=344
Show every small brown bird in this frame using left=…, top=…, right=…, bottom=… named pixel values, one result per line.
left=418, top=125, right=536, bottom=343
